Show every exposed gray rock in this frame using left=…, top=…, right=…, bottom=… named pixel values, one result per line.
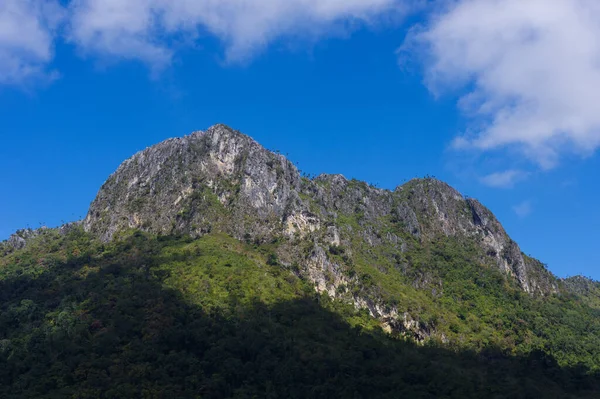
left=563, top=275, right=600, bottom=294
left=84, top=124, right=303, bottom=243
left=2, top=222, right=83, bottom=254
left=561, top=275, right=600, bottom=307
left=5, top=229, right=39, bottom=251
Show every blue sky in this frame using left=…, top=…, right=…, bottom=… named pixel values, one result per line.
left=1, top=0, right=599, bottom=280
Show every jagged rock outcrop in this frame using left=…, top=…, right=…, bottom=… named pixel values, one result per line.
left=82, top=124, right=561, bottom=335
left=4, top=228, right=43, bottom=252
left=562, top=275, right=600, bottom=309
left=563, top=275, right=600, bottom=294
left=1, top=222, right=82, bottom=255
left=84, top=125, right=303, bottom=242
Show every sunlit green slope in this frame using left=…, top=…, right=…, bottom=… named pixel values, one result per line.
left=1, top=227, right=599, bottom=398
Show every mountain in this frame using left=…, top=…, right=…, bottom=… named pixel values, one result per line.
left=1, top=124, right=599, bottom=398
left=83, top=124, right=558, bottom=329
left=85, top=124, right=555, bottom=290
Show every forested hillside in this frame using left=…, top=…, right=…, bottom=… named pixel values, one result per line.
left=2, top=124, right=600, bottom=398
left=0, top=227, right=599, bottom=398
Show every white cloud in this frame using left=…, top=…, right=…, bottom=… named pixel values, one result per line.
left=0, top=0, right=63, bottom=85
left=513, top=200, right=532, bottom=218
left=67, top=0, right=405, bottom=67
left=480, top=169, right=527, bottom=188
left=0, top=0, right=413, bottom=84
left=402, top=0, right=600, bottom=168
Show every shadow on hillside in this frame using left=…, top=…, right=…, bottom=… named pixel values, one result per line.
left=0, top=233, right=598, bottom=399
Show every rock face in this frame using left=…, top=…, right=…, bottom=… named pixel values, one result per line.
left=83, top=124, right=560, bottom=335
left=562, top=276, right=600, bottom=309
left=85, top=125, right=302, bottom=243
left=1, top=222, right=82, bottom=255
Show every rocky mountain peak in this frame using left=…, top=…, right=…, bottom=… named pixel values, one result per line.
left=563, top=275, right=600, bottom=295
left=82, top=124, right=559, bottom=311
left=84, top=123, right=301, bottom=242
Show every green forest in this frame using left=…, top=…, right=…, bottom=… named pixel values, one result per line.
left=1, top=227, right=599, bottom=398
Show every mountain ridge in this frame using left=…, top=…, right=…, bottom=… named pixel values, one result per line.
left=60, top=123, right=571, bottom=341
left=83, top=124, right=558, bottom=293
left=2, top=228, right=598, bottom=397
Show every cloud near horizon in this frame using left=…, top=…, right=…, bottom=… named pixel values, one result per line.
left=402, top=0, right=600, bottom=169
left=513, top=200, right=533, bottom=218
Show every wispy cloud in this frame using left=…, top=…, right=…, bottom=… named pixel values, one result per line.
left=0, top=0, right=63, bottom=85
left=402, top=0, right=600, bottom=168
left=513, top=200, right=532, bottom=218
left=480, top=169, right=528, bottom=188
left=560, top=179, right=577, bottom=188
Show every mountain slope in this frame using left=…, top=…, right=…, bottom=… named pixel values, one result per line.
left=86, top=125, right=559, bottom=294
left=563, top=275, right=600, bottom=309
left=82, top=124, right=559, bottom=334
left=0, top=228, right=599, bottom=398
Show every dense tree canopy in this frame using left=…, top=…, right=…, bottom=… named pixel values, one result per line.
left=0, top=228, right=599, bottom=398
